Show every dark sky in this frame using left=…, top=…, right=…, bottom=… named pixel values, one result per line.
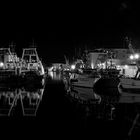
left=1, top=1, right=140, bottom=63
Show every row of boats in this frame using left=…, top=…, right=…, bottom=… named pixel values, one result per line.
left=0, top=47, right=46, bottom=87
left=63, top=38, right=140, bottom=95
left=0, top=46, right=46, bottom=116
left=63, top=66, right=140, bottom=95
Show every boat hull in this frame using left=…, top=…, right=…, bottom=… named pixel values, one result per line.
left=70, top=86, right=101, bottom=103
left=70, top=77, right=100, bottom=88
left=93, top=77, right=120, bottom=95
left=19, top=70, right=46, bottom=88
left=118, top=78, right=140, bottom=94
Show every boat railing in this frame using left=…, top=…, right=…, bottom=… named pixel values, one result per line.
left=20, top=48, right=45, bottom=75
left=0, top=48, right=18, bottom=73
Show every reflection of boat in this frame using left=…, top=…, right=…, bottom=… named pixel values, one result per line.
left=48, top=71, right=63, bottom=81
left=20, top=88, right=44, bottom=116
left=0, top=48, right=19, bottom=85
left=90, top=102, right=116, bottom=120
left=0, top=87, right=17, bottom=116
left=63, top=78, right=101, bottom=104
left=20, top=48, right=45, bottom=86
left=119, top=91, right=140, bottom=103
left=65, top=84, right=117, bottom=120
left=0, top=86, right=45, bottom=116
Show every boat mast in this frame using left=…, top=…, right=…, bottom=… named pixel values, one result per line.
left=125, top=37, right=135, bottom=54
left=64, top=55, right=69, bottom=65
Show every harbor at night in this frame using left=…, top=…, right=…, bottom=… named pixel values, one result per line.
left=1, top=0, right=140, bottom=139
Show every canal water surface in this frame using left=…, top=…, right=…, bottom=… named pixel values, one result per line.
left=0, top=72, right=140, bottom=139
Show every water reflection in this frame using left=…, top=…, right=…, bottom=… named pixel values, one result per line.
left=0, top=86, right=45, bottom=116
left=48, top=71, right=63, bottom=81
left=63, top=81, right=117, bottom=120
left=119, top=92, right=140, bottom=103
left=63, top=74, right=140, bottom=137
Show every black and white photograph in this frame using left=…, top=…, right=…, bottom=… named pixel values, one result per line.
left=1, top=1, right=140, bottom=139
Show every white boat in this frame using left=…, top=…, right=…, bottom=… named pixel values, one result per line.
left=0, top=86, right=44, bottom=116
left=118, top=75, right=140, bottom=94
left=20, top=48, right=45, bottom=76
left=70, top=71, right=100, bottom=88
left=20, top=48, right=45, bottom=86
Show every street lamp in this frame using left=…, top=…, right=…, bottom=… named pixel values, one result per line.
left=134, top=54, right=139, bottom=59
left=71, top=64, right=75, bottom=70
left=130, top=55, right=134, bottom=60
left=129, top=54, right=139, bottom=60
left=0, top=62, right=4, bottom=67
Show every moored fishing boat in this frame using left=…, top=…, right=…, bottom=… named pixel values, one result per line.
left=20, top=48, right=45, bottom=87
left=118, top=73, right=140, bottom=94
left=0, top=48, right=19, bottom=86
left=70, top=69, right=101, bottom=88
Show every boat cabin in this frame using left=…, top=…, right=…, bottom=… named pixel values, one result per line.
left=20, top=48, right=45, bottom=75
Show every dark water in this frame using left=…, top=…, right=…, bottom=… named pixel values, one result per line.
left=0, top=72, right=140, bottom=139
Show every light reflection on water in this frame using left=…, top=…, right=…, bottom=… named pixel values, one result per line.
left=48, top=71, right=63, bottom=81
left=0, top=86, right=45, bottom=116
left=64, top=86, right=117, bottom=120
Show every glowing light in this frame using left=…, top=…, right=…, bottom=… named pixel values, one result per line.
left=0, top=62, right=4, bottom=67
left=80, top=65, right=83, bottom=68
left=129, top=55, right=134, bottom=60
left=116, top=65, right=121, bottom=69
left=91, top=63, right=94, bottom=69
left=71, top=65, right=75, bottom=70
left=124, top=65, right=128, bottom=68
left=48, top=66, right=53, bottom=71
left=48, top=71, right=53, bottom=79
left=134, top=54, right=139, bottom=59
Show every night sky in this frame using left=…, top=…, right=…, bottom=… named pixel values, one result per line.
left=1, top=1, right=140, bottom=64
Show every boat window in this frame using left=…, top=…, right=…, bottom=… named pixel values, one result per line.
left=23, top=55, right=30, bottom=62
left=31, top=56, right=37, bottom=62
